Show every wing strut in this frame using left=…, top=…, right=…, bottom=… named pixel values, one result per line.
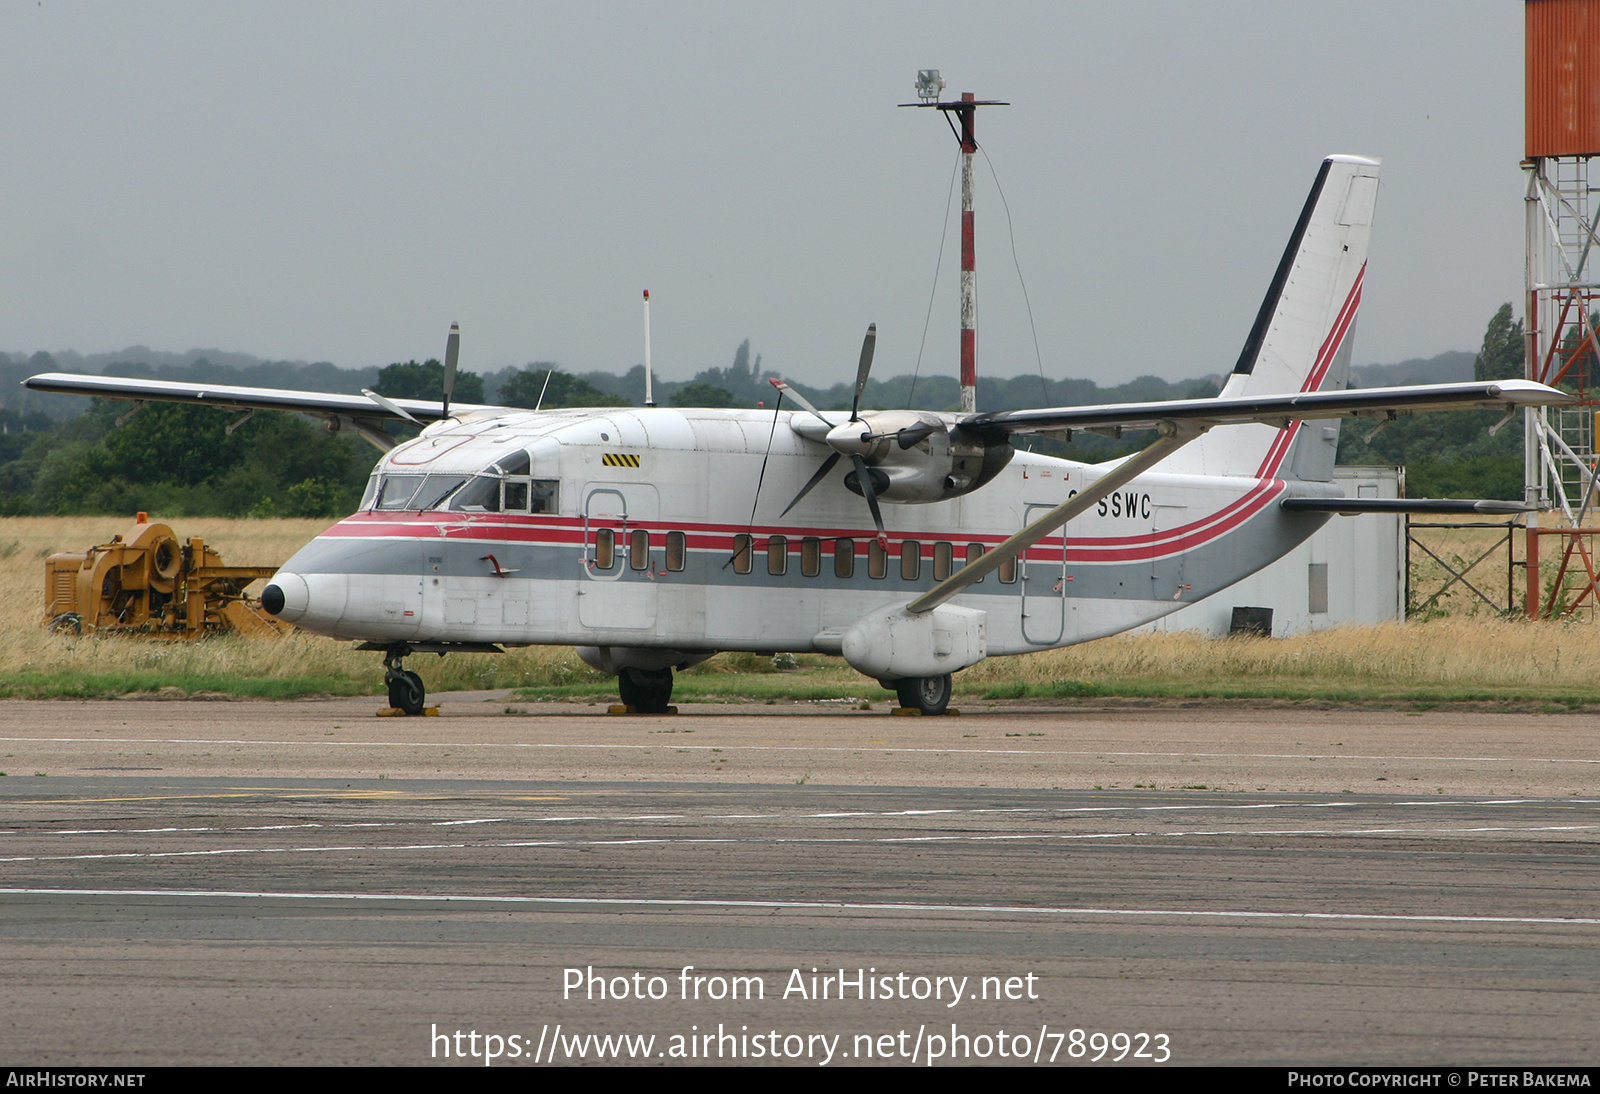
left=904, top=421, right=1206, bottom=615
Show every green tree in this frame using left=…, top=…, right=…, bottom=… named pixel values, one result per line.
left=1473, top=303, right=1524, bottom=382
left=374, top=359, right=485, bottom=404
left=671, top=382, right=736, bottom=408
left=497, top=366, right=631, bottom=409
left=1339, top=302, right=1526, bottom=499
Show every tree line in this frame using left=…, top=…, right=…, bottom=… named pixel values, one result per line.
left=0, top=305, right=1541, bottom=518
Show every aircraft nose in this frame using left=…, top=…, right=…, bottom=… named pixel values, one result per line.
left=261, top=573, right=309, bottom=622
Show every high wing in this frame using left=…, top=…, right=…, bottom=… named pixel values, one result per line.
left=22, top=372, right=505, bottom=450
left=957, top=379, right=1571, bottom=437
left=903, top=378, right=1573, bottom=615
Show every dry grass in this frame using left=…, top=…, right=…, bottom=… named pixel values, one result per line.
left=0, top=516, right=1592, bottom=704
left=0, top=515, right=604, bottom=698
left=1405, top=516, right=1524, bottom=617
left=959, top=617, right=1595, bottom=703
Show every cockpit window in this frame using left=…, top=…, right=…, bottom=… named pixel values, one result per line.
left=410, top=474, right=469, bottom=511
left=373, top=473, right=468, bottom=510
left=443, top=448, right=558, bottom=514
left=451, top=476, right=500, bottom=511
left=375, top=475, right=425, bottom=509
left=494, top=450, right=532, bottom=476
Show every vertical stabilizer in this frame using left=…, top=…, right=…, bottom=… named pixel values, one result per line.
left=1159, top=155, right=1379, bottom=480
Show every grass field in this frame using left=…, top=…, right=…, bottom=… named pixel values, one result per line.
left=1, top=515, right=1595, bottom=708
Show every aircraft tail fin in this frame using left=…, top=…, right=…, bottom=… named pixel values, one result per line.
left=1158, top=155, right=1379, bottom=481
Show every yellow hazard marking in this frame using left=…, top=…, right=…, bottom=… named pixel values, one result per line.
left=602, top=452, right=642, bottom=468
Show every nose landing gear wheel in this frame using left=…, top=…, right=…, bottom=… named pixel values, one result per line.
left=895, top=673, right=952, bottom=716
left=381, top=647, right=427, bottom=715
left=387, top=670, right=425, bottom=716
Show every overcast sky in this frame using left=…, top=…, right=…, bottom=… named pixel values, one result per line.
left=0, top=2, right=1525, bottom=388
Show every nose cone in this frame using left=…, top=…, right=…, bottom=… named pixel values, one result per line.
left=261, top=572, right=310, bottom=623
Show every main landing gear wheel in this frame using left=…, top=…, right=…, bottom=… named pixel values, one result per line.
left=382, top=648, right=426, bottom=715
left=617, top=667, right=674, bottom=714
left=896, top=673, right=952, bottom=716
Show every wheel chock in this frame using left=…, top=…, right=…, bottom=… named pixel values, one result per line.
left=890, top=707, right=960, bottom=716
left=608, top=704, right=678, bottom=715
left=376, top=706, right=440, bottom=717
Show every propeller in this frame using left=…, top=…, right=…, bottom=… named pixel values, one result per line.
left=773, top=324, right=890, bottom=545
left=441, top=322, right=460, bottom=419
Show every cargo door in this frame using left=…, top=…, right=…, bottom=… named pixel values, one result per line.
left=1020, top=502, right=1067, bottom=645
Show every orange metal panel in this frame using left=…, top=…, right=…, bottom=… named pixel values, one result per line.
left=1527, top=0, right=1600, bottom=158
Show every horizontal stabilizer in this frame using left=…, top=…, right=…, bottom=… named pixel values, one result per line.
left=1281, top=497, right=1532, bottom=515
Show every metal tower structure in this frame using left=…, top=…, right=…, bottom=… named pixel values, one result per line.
left=1523, top=0, right=1600, bottom=616
left=901, top=72, right=1008, bottom=413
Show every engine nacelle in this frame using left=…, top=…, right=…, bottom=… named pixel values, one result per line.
left=830, top=411, right=1013, bottom=503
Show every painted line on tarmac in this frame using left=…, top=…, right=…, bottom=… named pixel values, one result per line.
left=4, top=734, right=1600, bottom=766
left=3, top=886, right=1598, bottom=927
left=4, top=799, right=1595, bottom=839
left=4, top=823, right=1597, bottom=864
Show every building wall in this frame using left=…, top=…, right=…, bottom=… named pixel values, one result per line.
left=1142, top=466, right=1403, bottom=637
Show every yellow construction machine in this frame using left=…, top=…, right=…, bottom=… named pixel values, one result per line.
left=43, top=513, right=289, bottom=637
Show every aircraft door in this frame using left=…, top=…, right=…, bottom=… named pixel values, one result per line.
left=1020, top=502, right=1067, bottom=645
left=1151, top=504, right=1189, bottom=605
left=579, top=484, right=660, bottom=631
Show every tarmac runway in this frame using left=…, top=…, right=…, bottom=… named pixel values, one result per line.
left=1, top=693, right=1597, bottom=1066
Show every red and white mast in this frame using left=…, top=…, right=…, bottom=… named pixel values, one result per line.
left=902, top=73, right=1008, bottom=413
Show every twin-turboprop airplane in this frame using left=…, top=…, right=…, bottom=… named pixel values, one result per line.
left=26, top=156, right=1571, bottom=715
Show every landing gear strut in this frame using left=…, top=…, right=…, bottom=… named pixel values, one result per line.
left=383, top=648, right=426, bottom=716
left=895, top=673, right=952, bottom=716
left=617, top=666, right=675, bottom=714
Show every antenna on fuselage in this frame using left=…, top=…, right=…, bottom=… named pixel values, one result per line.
left=441, top=322, right=460, bottom=420
left=642, top=289, right=655, bottom=407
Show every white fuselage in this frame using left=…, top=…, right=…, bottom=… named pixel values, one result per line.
left=266, top=405, right=1327, bottom=660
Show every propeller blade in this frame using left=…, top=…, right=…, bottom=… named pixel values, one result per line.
left=360, top=388, right=423, bottom=426
left=849, top=323, right=877, bottom=422
left=779, top=451, right=841, bottom=517
left=442, top=322, right=460, bottom=418
left=769, top=378, right=836, bottom=427
left=851, top=453, right=887, bottom=545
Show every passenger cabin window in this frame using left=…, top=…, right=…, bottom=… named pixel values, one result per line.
left=834, top=538, right=855, bottom=578
left=997, top=553, right=1017, bottom=584
left=629, top=529, right=650, bottom=570
left=594, top=528, right=616, bottom=570
left=933, top=542, right=953, bottom=581
left=666, top=531, right=686, bottom=572
left=868, top=539, right=887, bottom=579
left=732, top=534, right=753, bottom=574
left=966, top=543, right=985, bottom=582
left=801, top=537, right=821, bottom=577
left=767, top=535, right=788, bottom=576
left=900, top=541, right=921, bottom=581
